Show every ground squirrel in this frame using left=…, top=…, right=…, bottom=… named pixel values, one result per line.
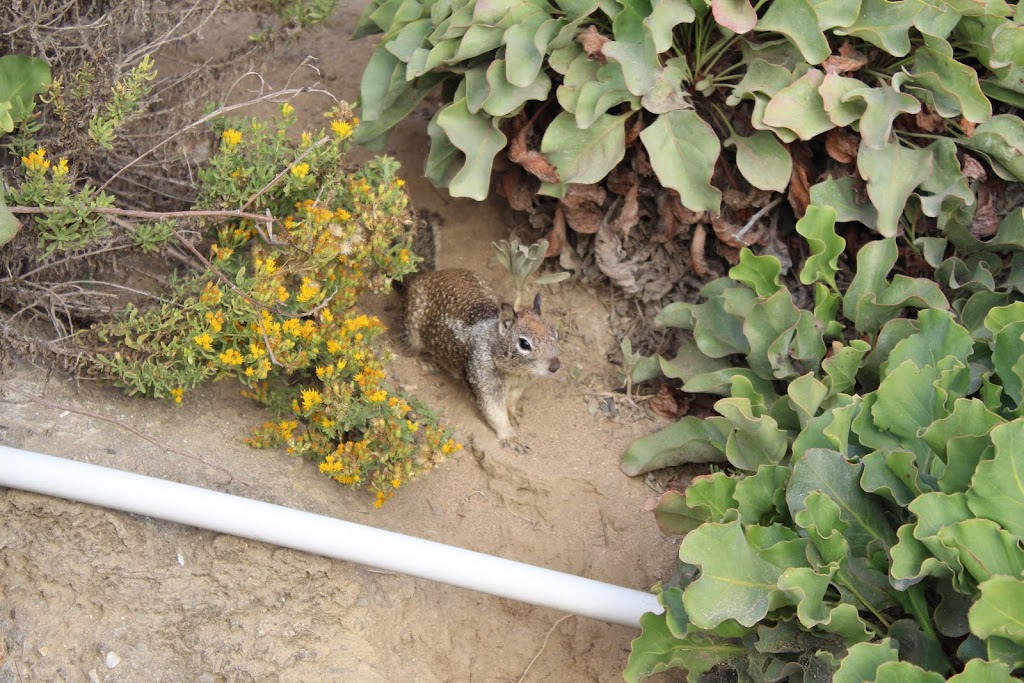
left=403, top=269, right=561, bottom=451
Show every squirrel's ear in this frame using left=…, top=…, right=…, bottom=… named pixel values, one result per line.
left=532, top=293, right=542, bottom=315
left=499, top=302, right=516, bottom=331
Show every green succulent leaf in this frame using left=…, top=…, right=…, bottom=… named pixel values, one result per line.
left=968, top=576, right=1024, bottom=646
left=541, top=110, right=630, bottom=186
left=0, top=54, right=51, bottom=132
left=0, top=195, right=19, bottom=248
left=679, top=521, right=804, bottom=629
left=756, top=0, right=831, bottom=64
left=640, top=110, right=722, bottom=214
left=728, top=249, right=782, bottom=297
left=858, top=140, right=934, bottom=237
left=843, top=81, right=921, bottom=150
left=726, top=131, right=793, bottom=193
left=624, top=611, right=745, bottom=683
left=712, top=0, right=757, bottom=33
left=833, top=0, right=921, bottom=57
left=620, top=416, right=729, bottom=475
left=966, top=420, right=1024, bottom=537
left=961, top=114, right=1024, bottom=182
left=796, top=205, right=845, bottom=290
left=435, top=98, right=507, bottom=200
left=763, top=69, right=835, bottom=140
left=900, top=46, right=993, bottom=123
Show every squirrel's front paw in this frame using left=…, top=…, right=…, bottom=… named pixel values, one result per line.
left=499, top=437, right=530, bottom=454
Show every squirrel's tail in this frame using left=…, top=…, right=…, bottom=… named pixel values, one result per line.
left=394, top=210, right=440, bottom=294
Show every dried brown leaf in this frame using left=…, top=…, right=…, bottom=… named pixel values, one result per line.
left=712, top=213, right=764, bottom=248
left=650, top=385, right=689, bottom=419
left=495, top=168, right=536, bottom=212
left=509, top=111, right=560, bottom=183
left=613, top=180, right=640, bottom=237
left=561, top=184, right=607, bottom=234
left=690, top=222, right=709, bottom=276
left=971, top=184, right=998, bottom=238
left=823, top=42, right=867, bottom=75
left=961, top=117, right=976, bottom=138
left=914, top=106, right=946, bottom=133
left=625, top=116, right=645, bottom=146
left=962, top=153, right=987, bottom=182
left=788, top=159, right=811, bottom=217
left=545, top=203, right=567, bottom=256
left=825, top=128, right=858, bottom=163
left=577, top=25, right=609, bottom=63
left=606, top=166, right=635, bottom=196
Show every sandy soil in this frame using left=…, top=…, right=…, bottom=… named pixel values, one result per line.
left=0, top=5, right=683, bottom=682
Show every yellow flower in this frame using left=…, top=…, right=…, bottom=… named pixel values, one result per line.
left=395, top=179, right=406, bottom=187
left=391, top=478, right=402, bottom=489
left=219, top=348, right=244, bottom=366
left=277, top=286, right=290, bottom=302
left=368, top=389, right=387, bottom=403
left=301, top=388, right=323, bottom=410
left=194, top=333, right=214, bottom=351
left=21, top=148, right=50, bottom=172
left=297, top=277, right=320, bottom=303
left=331, top=119, right=353, bottom=139
left=53, top=158, right=70, bottom=177
left=170, top=387, right=184, bottom=404
left=334, top=208, right=351, bottom=222
left=263, top=257, right=277, bottom=275
left=291, top=163, right=310, bottom=179
left=301, top=131, right=312, bottom=145
left=245, top=367, right=255, bottom=377
left=222, top=129, right=242, bottom=147
left=281, top=102, right=295, bottom=116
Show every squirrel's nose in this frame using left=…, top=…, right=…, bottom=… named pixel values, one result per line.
left=549, top=358, right=561, bottom=373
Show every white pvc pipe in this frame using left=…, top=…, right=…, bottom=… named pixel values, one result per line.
left=0, top=446, right=661, bottom=628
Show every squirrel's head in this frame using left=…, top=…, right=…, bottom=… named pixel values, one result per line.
left=498, top=294, right=560, bottom=377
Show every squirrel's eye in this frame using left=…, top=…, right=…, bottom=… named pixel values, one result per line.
left=518, top=337, right=532, bottom=352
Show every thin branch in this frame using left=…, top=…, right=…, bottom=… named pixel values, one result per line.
left=735, top=196, right=784, bottom=241
left=517, top=615, right=574, bottom=683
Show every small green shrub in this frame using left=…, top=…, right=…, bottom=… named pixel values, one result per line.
left=621, top=203, right=1024, bottom=680
left=352, top=0, right=1022, bottom=224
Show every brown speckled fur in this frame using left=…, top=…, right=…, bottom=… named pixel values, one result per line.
left=403, top=269, right=560, bottom=448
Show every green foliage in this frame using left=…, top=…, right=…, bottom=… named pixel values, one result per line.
left=78, top=105, right=456, bottom=505
left=86, top=55, right=156, bottom=150
left=0, top=54, right=50, bottom=133
left=624, top=203, right=1024, bottom=679
left=354, top=0, right=1022, bottom=235
left=267, top=0, right=340, bottom=27
left=492, top=238, right=569, bottom=309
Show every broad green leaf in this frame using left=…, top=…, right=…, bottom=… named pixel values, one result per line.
left=645, top=0, right=696, bottom=52
left=726, top=131, right=793, bottom=193
left=435, top=98, right=507, bottom=200
left=481, top=60, right=551, bottom=116
left=948, top=659, right=1016, bottom=683
left=843, top=81, right=921, bottom=150
left=734, top=465, right=791, bottom=525
left=858, top=140, right=933, bottom=237
left=833, top=0, right=921, bottom=57
left=640, top=110, right=722, bottom=213
left=900, top=46, right=992, bottom=123
left=641, top=61, right=692, bottom=114
left=602, top=35, right=660, bottom=96
left=0, top=55, right=51, bottom=132
left=686, top=471, right=740, bottom=522
left=820, top=73, right=869, bottom=126
left=809, top=176, right=878, bottom=229
left=574, top=63, right=636, bottom=128
left=985, top=303, right=1024, bottom=407
left=939, top=518, right=1024, bottom=585
left=834, top=639, right=899, bottom=683
left=684, top=368, right=777, bottom=397
left=814, top=283, right=845, bottom=338
left=453, top=24, right=505, bottom=60
left=0, top=195, right=18, bottom=248
left=355, top=72, right=450, bottom=148
left=728, top=249, right=782, bottom=297
left=503, top=16, right=560, bottom=87
left=796, top=205, right=844, bottom=289
left=744, top=289, right=802, bottom=380
left=620, top=416, right=729, bottom=475
left=872, top=661, right=946, bottom=682
left=861, top=451, right=916, bottom=506
left=788, top=373, right=829, bottom=426
left=727, top=58, right=799, bottom=105
left=541, top=110, right=630, bottom=185
left=656, top=336, right=732, bottom=382
left=962, top=114, right=1024, bottom=183
left=966, top=421, right=1024, bottom=537
left=756, top=0, right=831, bottom=64
left=712, top=0, right=757, bottom=33
left=808, top=0, right=862, bottom=29
left=886, top=309, right=974, bottom=373
left=383, top=18, right=432, bottom=61
left=787, top=448, right=898, bottom=555
left=762, top=69, right=835, bottom=140
left=679, top=521, right=802, bottom=628
left=715, top=397, right=789, bottom=470
left=624, top=611, right=745, bottom=683
left=778, top=567, right=875, bottom=641
left=968, top=576, right=1024, bottom=646
left=649, top=490, right=708, bottom=535
left=556, top=51, right=602, bottom=113
left=823, top=341, right=870, bottom=397
left=360, top=47, right=402, bottom=121
left=552, top=0, right=600, bottom=19
left=690, top=284, right=754, bottom=358
left=921, top=399, right=1003, bottom=492
left=916, top=138, right=975, bottom=217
